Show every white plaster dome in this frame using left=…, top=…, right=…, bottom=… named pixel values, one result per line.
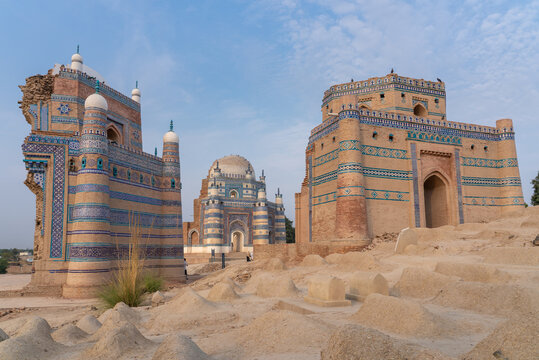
left=210, top=155, right=255, bottom=178
left=84, top=93, right=108, bottom=111
left=163, top=130, right=179, bottom=143
left=71, top=53, right=83, bottom=64
left=131, top=88, right=141, bottom=96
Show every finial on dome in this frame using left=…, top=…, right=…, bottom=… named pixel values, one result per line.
left=278, top=187, right=280, bottom=195
left=136, top=80, right=138, bottom=89
left=95, top=80, right=100, bottom=94
left=76, top=44, right=79, bottom=54
left=216, top=160, right=220, bottom=170
left=154, top=147, right=157, bottom=156
left=170, top=120, right=174, bottom=131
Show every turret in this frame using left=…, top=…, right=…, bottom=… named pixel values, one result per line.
left=259, top=169, right=266, bottom=183
left=131, top=81, right=141, bottom=103
left=162, top=120, right=180, bottom=188
left=245, top=163, right=254, bottom=180
left=70, top=45, right=83, bottom=72
left=274, top=188, right=286, bottom=243
left=64, top=80, right=111, bottom=297
left=253, top=188, right=269, bottom=245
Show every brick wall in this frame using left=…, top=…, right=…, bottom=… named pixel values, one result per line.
left=254, top=243, right=366, bottom=263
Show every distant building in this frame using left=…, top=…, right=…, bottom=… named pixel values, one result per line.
left=20, top=49, right=184, bottom=297
left=295, top=74, right=524, bottom=245
left=183, top=155, right=286, bottom=259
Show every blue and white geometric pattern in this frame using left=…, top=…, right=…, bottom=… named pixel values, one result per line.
left=57, top=103, right=71, bottom=115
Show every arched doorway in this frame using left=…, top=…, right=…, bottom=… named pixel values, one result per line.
left=230, top=231, right=244, bottom=252
left=413, top=104, right=428, bottom=117
left=188, top=230, right=199, bottom=245
left=107, top=126, right=121, bottom=144
left=423, top=174, right=449, bottom=228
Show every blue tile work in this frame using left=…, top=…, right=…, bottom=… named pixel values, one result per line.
left=57, top=103, right=71, bottom=115
left=366, top=188, right=409, bottom=201
left=410, top=143, right=421, bottom=227
left=67, top=184, right=182, bottom=207
left=314, top=149, right=339, bottom=167
left=67, top=242, right=182, bottom=262
left=362, top=167, right=412, bottom=180
left=407, top=130, right=462, bottom=146
left=40, top=103, right=48, bottom=131
left=454, top=150, right=464, bottom=224
left=461, top=157, right=518, bottom=168
left=461, top=176, right=521, bottom=187
left=314, top=144, right=408, bottom=168
left=29, top=104, right=39, bottom=129
left=22, top=135, right=69, bottom=258
left=463, top=196, right=525, bottom=206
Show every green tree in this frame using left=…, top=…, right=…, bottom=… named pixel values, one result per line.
left=532, top=171, right=539, bottom=206
left=285, top=216, right=295, bottom=243
left=0, top=258, right=8, bottom=274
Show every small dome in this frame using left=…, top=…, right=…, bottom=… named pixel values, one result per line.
left=163, top=131, right=179, bottom=143
left=210, top=155, right=255, bottom=178
left=131, top=88, right=141, bottom=96
left=84, top=93, right=108, bottom=111
left=71, top=53, right=83, bottom=63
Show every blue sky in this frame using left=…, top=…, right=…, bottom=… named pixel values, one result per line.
left=0, top=0, right=537, bottom=248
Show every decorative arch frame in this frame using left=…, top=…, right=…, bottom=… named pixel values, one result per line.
left=187, top=229, right=199, bottom=246
left=228, top=219, right=248, bottom=247
left=421, top=170, right=453, bottom=228
left=413, top=103, right=428, bottom=117
left=106, top=124, right=123, bottom=144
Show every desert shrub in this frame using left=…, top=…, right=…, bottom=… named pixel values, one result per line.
left=98, top=214, right=145, bottom=308
left=143, top=272, right=163, bottom=293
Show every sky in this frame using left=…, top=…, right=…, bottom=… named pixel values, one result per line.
left=0, top=0, right=537, bottom=249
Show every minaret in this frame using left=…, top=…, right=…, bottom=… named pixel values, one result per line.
left=259, top=169, right=266, bottom=183
left=334, top=107, right=369, bottom=244
left=203, top=178, right=224, bottom=251
left=245, top=163, right=254, bottom=180
left=71, top=45, right=83, bottom=72
left=253, top=187, right=270, bottom=245
left=160, top=121, right=184, bottom=280
left=274, top=188, right=286, bottom=243
left=64, top=81, right=110, bottom=297
left=131, top=81, right=141, bottom=103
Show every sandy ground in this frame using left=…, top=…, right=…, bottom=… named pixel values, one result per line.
left=0, top=274, right=31, bottom=291
left=0, top=206, right=538, bottom=359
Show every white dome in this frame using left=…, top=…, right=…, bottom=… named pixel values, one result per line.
left=131, top=88, right=141, bottom=96
left=84, top=93, right=108, bottom=111
left=163, top=131, right=179, bottom=143
left=71, top=53, right=83, bottom=63
left=210, top=155, right=255, bottom=178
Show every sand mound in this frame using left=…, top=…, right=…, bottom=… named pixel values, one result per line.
left=432, top=281, right=539, bottom=315
left=98, top=301, right=140, bottom=324
left=152, top=333, right=210, bottom=360
left=351, top=294, right=454, bottom=337
left=520, top=214, right=539, bottom=228
left=321, top=324, right=453, bottom=360
left=76, top=314, right=101, bottom=334
left=167, top=287, right=217, bottom=313
left=146, top=288, right=237, bottom=333
left=434, top=261, right=510, bottom=283
left=151, top=291, right=167, bottom=306
left=236, top=310, right=334, bottom=356
left=325, top=253, right=343, bottom=264
left=51, top=324, right=88, bottom=345
left=0, top=328, right=8, bottom=342
left=0, top=316, right=64, bottom=360
left=85, top=322, right=154, bottom=359
left=338, top=252, right=379, bottom=270
left=300, top=254, right=328, bottom=266
left=207, top=282, right=240, bottom=301
left=482, top=247, right=539, bottom=265
left=256, top=275, right=299, bottom=298
left=394, top=267, right=457, bottom=298
left=463, top=315, right=539, bottom=360
left=190, top=262, right=222, bottom=275
left=264, top=258, right=287, bottom=271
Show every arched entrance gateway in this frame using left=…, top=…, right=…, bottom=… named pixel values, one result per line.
left=230, top=231, right=244, bottom=252
left=423, top=174, right=449, bottom=228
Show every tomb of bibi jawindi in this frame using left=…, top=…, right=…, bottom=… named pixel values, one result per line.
left=183, top=155, right=286, bottom=263
left=294, top=74, right=525, bottom=245
left=20, top=49, right=184, bottom=298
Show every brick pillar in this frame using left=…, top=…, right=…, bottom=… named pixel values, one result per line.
left=335, top=109, right=369, bottom=244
